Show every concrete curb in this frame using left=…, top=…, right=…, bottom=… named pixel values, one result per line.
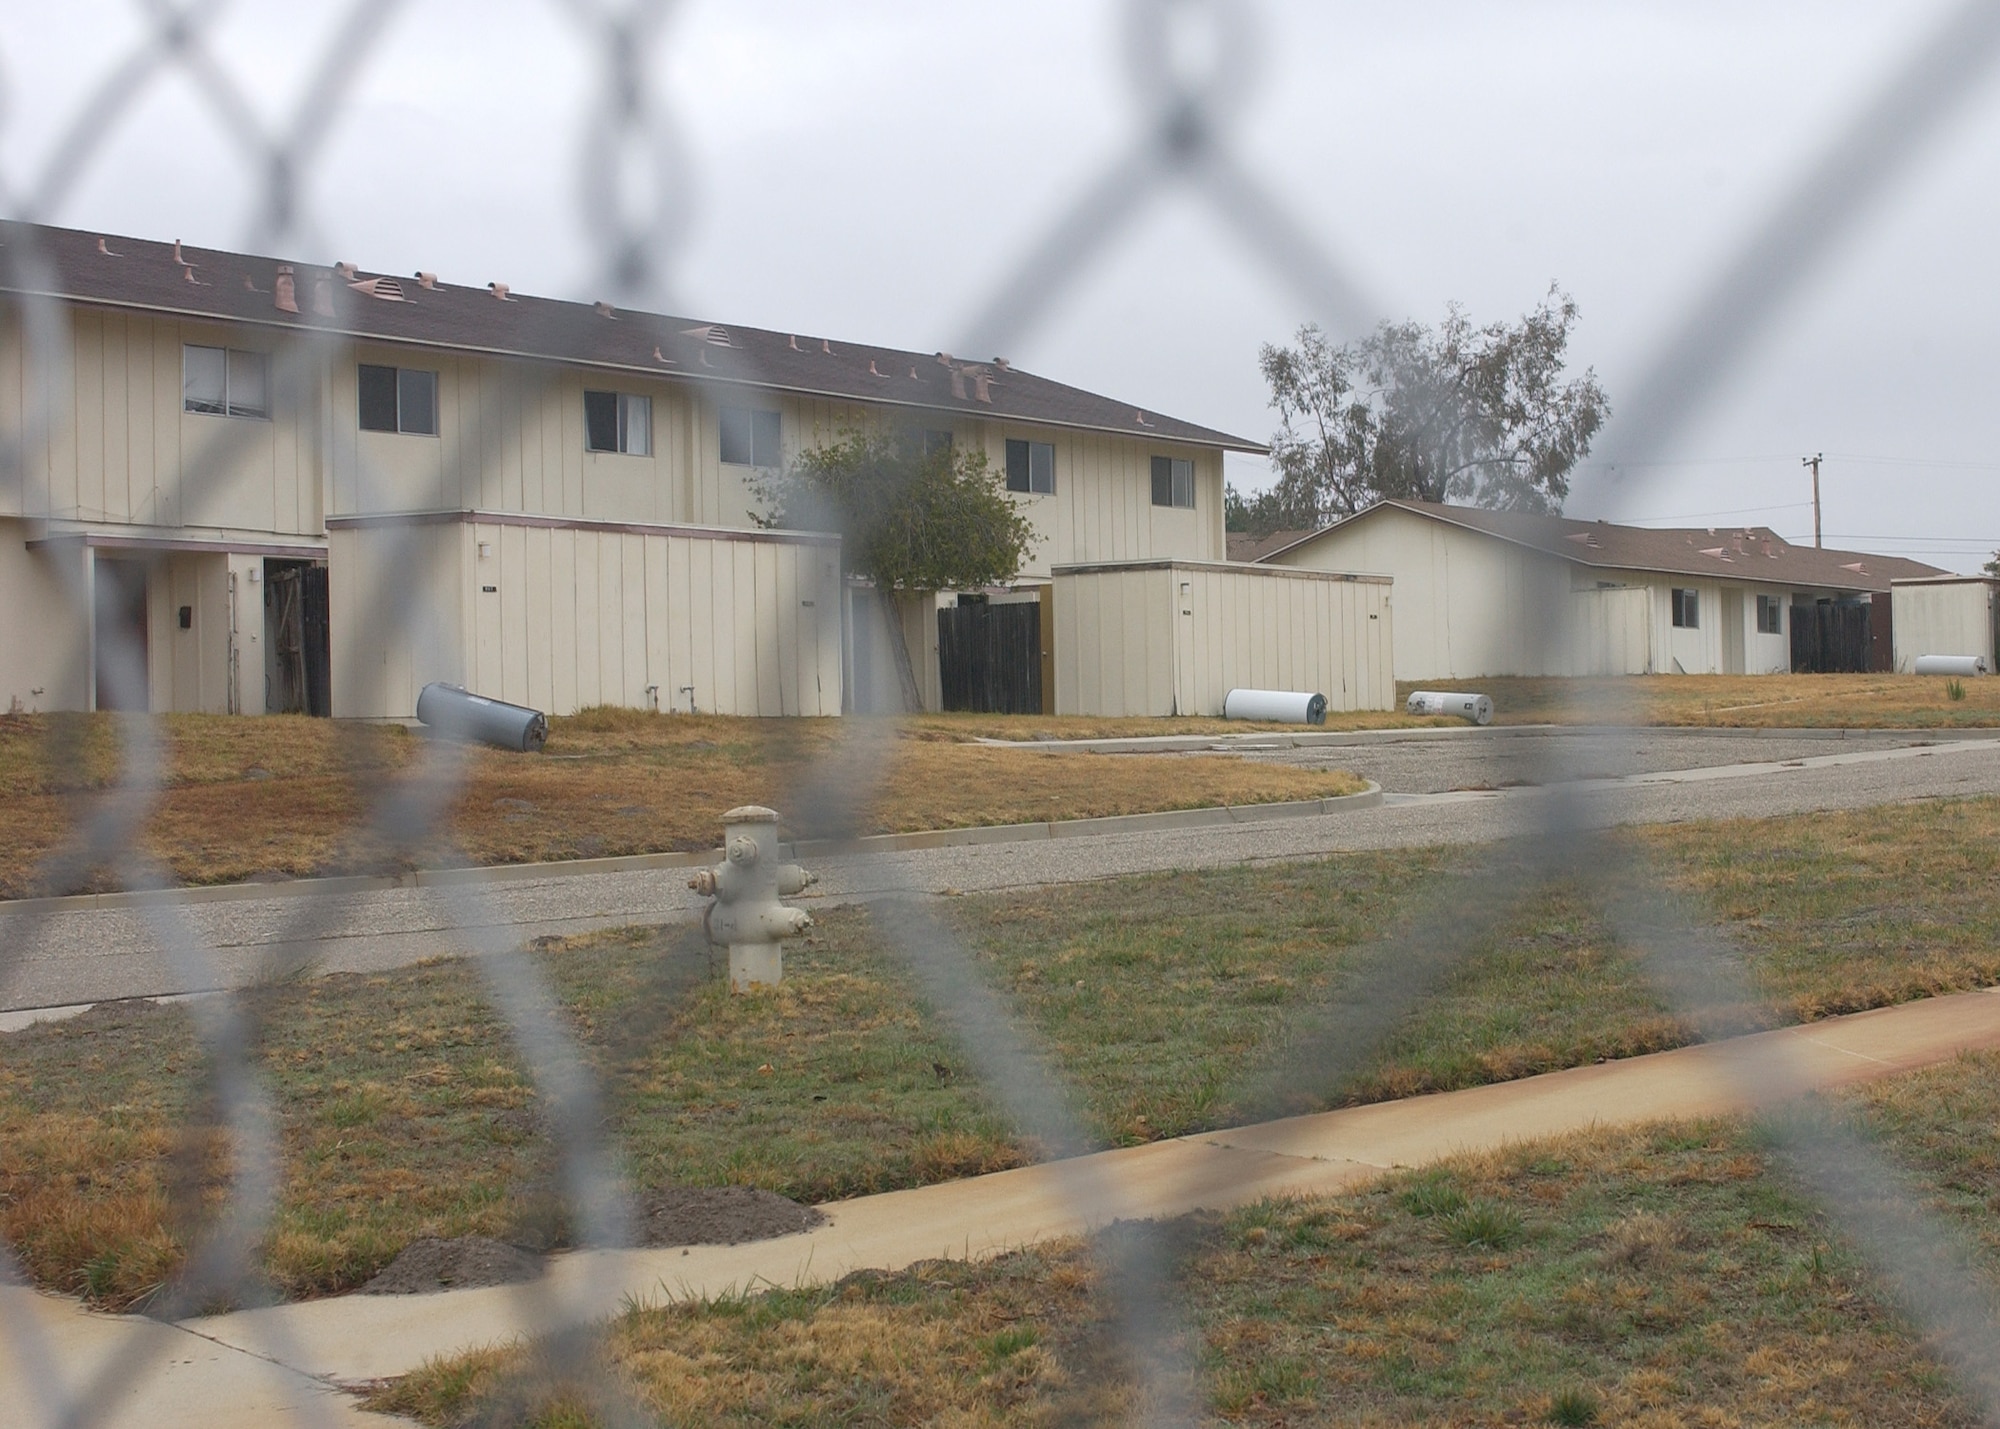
left=0, top=782, right=1384, bottom=916
left=974, top=722, right=2000, bottom=754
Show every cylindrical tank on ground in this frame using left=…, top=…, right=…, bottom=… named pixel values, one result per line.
left=415, top=682, right=549, bottom=752
left=1912, top=654, right=1989, bottom=676
left=1406, top=690, right=1494, bottom=726
left=1223, top=688, right=1328, bottom=725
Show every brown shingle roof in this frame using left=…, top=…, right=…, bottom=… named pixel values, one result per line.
left=0, top=221, right=1265, bottom=453
left=1263, top=499, right=1946, bottom=593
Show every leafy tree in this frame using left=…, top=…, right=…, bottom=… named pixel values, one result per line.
left=1257, top=285, right=1609, bottom=525
left=756, top=429, right=1035, bottom=711
left=1985, top=549, right=2000, bottom=578
left=1225, top=480, right=1322, bottom=538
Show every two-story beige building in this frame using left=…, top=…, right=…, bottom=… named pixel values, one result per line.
left=0, top=221, right=1304, bottom=719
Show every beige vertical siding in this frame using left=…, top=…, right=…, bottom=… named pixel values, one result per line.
left=0, top=522, right=87, bottom=710
left=1, top=308, right=321, bottom=537
left=1891, top=579, right=1999, bottom=672
left=333, top=514, right=841, bottom=719
left=1053, top=560, right=1393, bottom=716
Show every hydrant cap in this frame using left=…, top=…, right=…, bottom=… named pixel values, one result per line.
left=721, top=805, right=780, bottom=824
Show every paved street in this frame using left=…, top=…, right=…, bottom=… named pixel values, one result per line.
left=3, top=727, right=1998, bottom=1017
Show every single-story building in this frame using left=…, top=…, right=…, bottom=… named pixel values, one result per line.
left=1890, top=576, right=1999, bottom=673
left=1258, top=499, right=1945, bottom=679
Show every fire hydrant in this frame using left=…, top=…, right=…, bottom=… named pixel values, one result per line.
left=688, top=805, right=816, bottom=990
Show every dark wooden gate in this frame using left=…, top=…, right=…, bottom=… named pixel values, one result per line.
left=938, top=600, right=1041, bottom=713
left=1790, top=602, right=1872, bottom=674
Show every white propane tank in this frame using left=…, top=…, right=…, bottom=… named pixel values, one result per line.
left=1407, top=689, right=1494, bottom=726
left=1223, top=688, right=1328, bottom=725
left=1913, top=654, right=1989, bottom=676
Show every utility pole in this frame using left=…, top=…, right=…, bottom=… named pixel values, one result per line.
left=1802, top=453, right=1823, bottom=548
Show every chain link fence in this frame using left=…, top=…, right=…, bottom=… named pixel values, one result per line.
left=3, top=1, right=1999, bottom=1424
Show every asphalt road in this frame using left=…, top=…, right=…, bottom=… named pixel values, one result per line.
left=4, top=727, right=1998, bottom=1018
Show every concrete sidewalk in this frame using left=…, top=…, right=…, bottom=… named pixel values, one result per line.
left=9, top=983, right=1995, bottom=1425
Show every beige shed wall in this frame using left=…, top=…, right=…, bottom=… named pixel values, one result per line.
left=331, top=517, right=841, bottom=719
left=1052, top=561, right=1393, bottom=716
left=1891, top=580, right=1999, bottom=672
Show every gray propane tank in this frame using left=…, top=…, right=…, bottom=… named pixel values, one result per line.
left=1406, top=689, right=1494, bottom=726
left=415, top=682, right=549, bottom=752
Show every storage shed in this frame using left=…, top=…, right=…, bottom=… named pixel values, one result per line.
left=1050, top=558, right=1394, bottom=717
left=329, top=511, right=844, bottom=719
left=1890, top=576, right=1999, bottom=673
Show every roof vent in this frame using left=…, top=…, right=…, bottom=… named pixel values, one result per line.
left=1699, top=547, right=1730, bottom=560
left=488, top=282, right=513, bottom=300
left=96, top=237, right=120, bottom=257
left=868, top=359, right=887, bottom=377
left=274, top=264, right=299, bottom=314
left=788, top=334, right=805, bottom=351
left=334, top=260, right=357, bottom=280
left=350, top=276, right=405, bottom=301
left=1134, top=410, right=1153, bottom=427
left=993, top=357, right=1012, bottom=370
left=682, top=323, right=731, bottom=346
left=594, top=300, right=616, bottom=318
left=652, top=345, right=677, bottom=365
left=1841, top=561, right=1867, bottom=573
left=171, top=238, right=187, bottom=265
left=821, top=338, right=833, bottom=354
left=414, top=271, right=438, bottom=290
left=910, top=366, right=921, bottom=380
left=182, top=266, right=205, bottom=286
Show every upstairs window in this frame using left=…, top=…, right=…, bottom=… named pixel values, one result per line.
left=1671, top=587, right=1699, bottom=629
left=585, top=391, right=652, bottom=455
left=719, top=405, right=782, bottom=467
left=1151, top=455, right=1195, bottom=509
left=183, top=344, right=269, bottom=419
left=1756, top=593, right=1783, bottom=634
left=1005, top=438, right=1055, bottom=494
left=358, top=363, right=437, bottom=435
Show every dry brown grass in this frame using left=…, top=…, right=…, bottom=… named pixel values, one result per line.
left=0, top=709, right=1363, bottom=897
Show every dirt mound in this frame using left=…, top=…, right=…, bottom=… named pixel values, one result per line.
left=359, top=1236, right=543, bottom=1295
left=638, top=1186, right=825, bottom=1247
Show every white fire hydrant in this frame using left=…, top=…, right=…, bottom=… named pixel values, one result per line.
left=688, top=805, right=816, bottom=990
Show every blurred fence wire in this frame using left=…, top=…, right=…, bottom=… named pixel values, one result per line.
left=2, top=0, right=1999, bottom=1425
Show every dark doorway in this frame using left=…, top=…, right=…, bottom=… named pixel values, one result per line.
left=938, top=599, right=1041, bottom=714
left=266, top=560, right=331, bottom=716
left=92, top=557, right=149, bottom=711
left=1790, top=601, right=1872, bottom=674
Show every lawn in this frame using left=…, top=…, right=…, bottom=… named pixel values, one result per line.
left=6, top=795, right=1998, bottom=1312
left=0, top=707, right=1364, bottom=898
left=371, top=1050, right=2000, bottom=1427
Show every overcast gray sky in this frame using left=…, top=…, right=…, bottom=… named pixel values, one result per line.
left=7, top=1, right=1999, bottom=569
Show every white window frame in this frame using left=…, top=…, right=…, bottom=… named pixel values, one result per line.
left=1671, top=587, right=1699, bottom=629
left=585, top=390, right=653, bottom=456
left=719, top=405, right=782, bottom=467
left=1006, top=438, right=1055, bottom=495
left=1756, top=593, right=1783, bottom=635
left=358, top=363, right=438, bottom=437
left=182, top=344, right=270, bottom=420
left=1151, top=455, right=1195, bottom=509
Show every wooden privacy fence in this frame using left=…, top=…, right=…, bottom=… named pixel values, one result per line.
left=1791, top=602, right=1872, bottom=674
left=938, top=599, right=1042, bottom=714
